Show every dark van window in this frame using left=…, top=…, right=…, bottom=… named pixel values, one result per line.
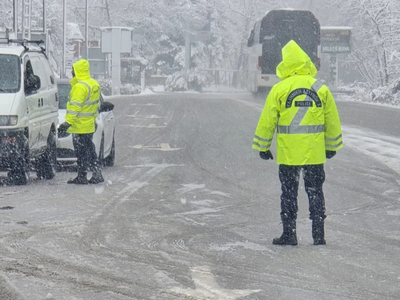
left=30, top=55, right=48, bottom=90
left=0, top=54, right=21, bottom=93
left=57, top=83, right=70, bottom=109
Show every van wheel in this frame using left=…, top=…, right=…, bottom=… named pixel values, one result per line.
left=104, top=133, right=115, bottom=167
left=36, top=130, right=57, bottom=180
left=8, top=138, right=30, bottom=185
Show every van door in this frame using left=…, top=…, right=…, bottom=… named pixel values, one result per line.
left=29, top=53, right=53, bottom=152
left=23, top=55, right=42, bottom=153
left=37, top=54, right=58, bottom=142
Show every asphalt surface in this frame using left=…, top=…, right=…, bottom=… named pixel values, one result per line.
left=0, top=92, right=399, bottom=299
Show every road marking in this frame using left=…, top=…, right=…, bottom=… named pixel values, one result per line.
left=121, top=124, right=166, bottom=128
left=1, top=191, right=22, bottom=196
left=130, top=143, right=181, bottom=151
left=129, top=103, right=157, bottom=106
left=126, top=115, right=163, bottom=119
left=169, top=265, right=261, bottom=299
left=229, top=98, right=263, bottom=111
left=88, top=163, right=182, bottom=224
left=123, top=163, right=184, bottom=168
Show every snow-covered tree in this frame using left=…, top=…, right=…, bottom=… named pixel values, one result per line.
left=331, top=0, right=400, bottom=88
left=2, top=0, right=400, bottom=93
left=0, top=0, right=13, bottom=28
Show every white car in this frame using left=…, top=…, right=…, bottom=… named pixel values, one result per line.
left=56, top=79, right=116, bottom=168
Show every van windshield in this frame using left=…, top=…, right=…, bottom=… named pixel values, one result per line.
left=0, top=54, right=21, bottom=93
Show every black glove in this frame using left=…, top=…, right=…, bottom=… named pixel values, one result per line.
left=58, top=122, right=71, bottom=135
left=259, top=150, right=273, bottom=160
left=326, top=150, right=336, bottom=159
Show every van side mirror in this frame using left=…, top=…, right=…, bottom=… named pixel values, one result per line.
left=99, top=101, right=114, bottom=112
left=25, top=75, right=41, bottom=94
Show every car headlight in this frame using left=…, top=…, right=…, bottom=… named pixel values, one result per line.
left=0, top=115, right=18, bottom=126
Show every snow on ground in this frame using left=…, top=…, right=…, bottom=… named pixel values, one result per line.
left=144, top=85, right=247, bottom=94
left=202, top=85, right=247, bottom=93
left=150, top=85, right=165, bottom=93
left=1, top=90, right=400, bottom=299
left=335, top=93, right=400, bottom=175
left=132, top=89, right=400, bottom=178
left=343, top=125, right=400, bottom=175
left=140, top=88, right=157, bottom=94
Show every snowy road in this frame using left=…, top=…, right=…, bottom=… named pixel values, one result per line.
left=0, top=92, right=399, bottom=299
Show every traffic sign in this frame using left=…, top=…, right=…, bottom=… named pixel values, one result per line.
left=321, top=26, right=351, bottom=53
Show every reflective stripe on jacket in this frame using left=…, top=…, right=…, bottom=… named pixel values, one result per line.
left=252, top=40, right=343, bottom=165
left=66, top=59, right=101, bottom=134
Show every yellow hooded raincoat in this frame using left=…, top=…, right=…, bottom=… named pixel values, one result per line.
left=66, top=59, right=101, bottom=134
left=252, top=40, right=343, bottom=165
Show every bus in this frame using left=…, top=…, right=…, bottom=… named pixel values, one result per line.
left=246, top=9, right=321, bottom=95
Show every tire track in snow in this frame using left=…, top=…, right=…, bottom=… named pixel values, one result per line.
left=0, top=163, right=185, bottom=298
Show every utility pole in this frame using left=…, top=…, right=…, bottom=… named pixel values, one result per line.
left=84, top=0, right=89, bottom=59
left=62, top=0, right=67, bottom=77
left=42, top=0, right=46, bottom=33
left=13, top=0, right=18, bottom=33
left=13, top=0, right=46, bottom=36
left=185, top=32, right=191, bottom=71
left=22, top=0, right=32, bottom=40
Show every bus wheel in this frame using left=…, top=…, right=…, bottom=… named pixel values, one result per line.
left=256, top=87, right=270, bottom=100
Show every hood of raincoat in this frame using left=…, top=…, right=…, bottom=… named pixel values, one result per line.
left=276, top=40, right=317, bottom=80
left=72, top=59, right=91, bottom=81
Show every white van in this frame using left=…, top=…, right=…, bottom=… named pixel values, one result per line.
left=0, top=32, right=59, bottom=185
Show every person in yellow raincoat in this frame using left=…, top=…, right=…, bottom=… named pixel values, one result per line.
left=58, top=59, right=104, bottom=184
left=252, top=40, right=343, bottom=246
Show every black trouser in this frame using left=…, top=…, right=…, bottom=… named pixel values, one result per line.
left=72, top=133, right=100, bottom=176
left=278, top=164, right=326, bottom=222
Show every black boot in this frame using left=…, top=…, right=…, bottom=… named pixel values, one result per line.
left=67, top=172, right=88, bottom=185
left=273, top=219, right=298, bottom=246
left=312, top=217, right=326, bottom=245
left=88, top=171, right=104, bottom=184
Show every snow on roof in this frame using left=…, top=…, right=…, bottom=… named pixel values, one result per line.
left=321, top=26, right=353, bottom=30
left=277, top=7, right=298, bottom=10
left=0, top=42, right=44, bottom=55
left=67, top=23, right=84, bottom=41
left=120, top=56, right=149, bottom=66
left=100, top=26, right=133, bottom=31
left=265, top=8, right=307, bottom=13
left=0, top=45, right=25, bottom=55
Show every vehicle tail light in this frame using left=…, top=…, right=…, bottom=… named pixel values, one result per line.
left=316, top=57, right=321, bottom=70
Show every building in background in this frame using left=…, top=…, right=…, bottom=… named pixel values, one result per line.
left=64, top=23, right=107, bottom=79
